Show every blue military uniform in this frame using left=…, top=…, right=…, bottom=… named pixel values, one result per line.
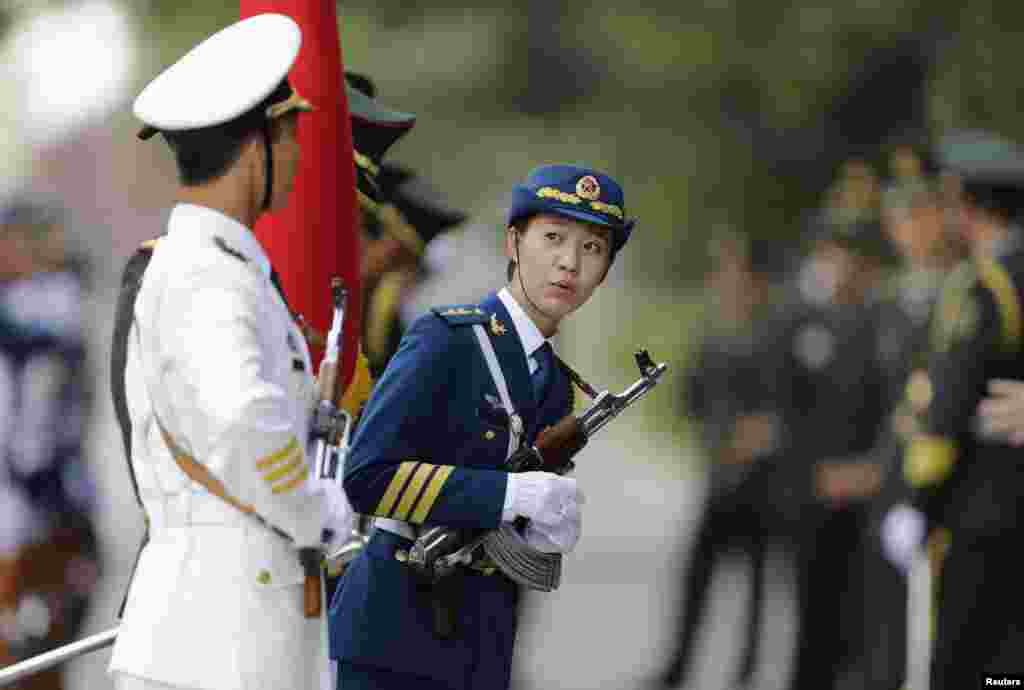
left=330, top=293, right=573, bottom=688
left=329, top=164, right=635, bottom=690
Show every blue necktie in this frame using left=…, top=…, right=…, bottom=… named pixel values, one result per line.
left=531, top=342, right=554, bottom=403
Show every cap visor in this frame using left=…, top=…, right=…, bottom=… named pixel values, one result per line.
left=346, top=86, right=416, bottom=128
left=543, top=206, right=620, bottom=229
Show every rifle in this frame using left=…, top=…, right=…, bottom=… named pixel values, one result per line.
left=311, top=278, right=353, bottom=483
left=507, top=349, right=668, bottom=474
left=407, top=349, right=668, bottom=581
left=311, top=279, right=375, bottom=577
left=304, top=277, right=361, bottom=609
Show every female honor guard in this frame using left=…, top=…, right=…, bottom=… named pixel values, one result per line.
left=329, top=164, right=635, bottom=690
left=109, top=14, right=349, bottom=690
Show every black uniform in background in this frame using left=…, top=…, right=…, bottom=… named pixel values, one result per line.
left=658, top=313, right=784, bottom=689
left=769, top=294, right=889, bottom=690
left=905, top=249, right=1024, bottom=689
left=900, top=131, right=1024, bottom=689
left=847, top=270, right=945, bottom=688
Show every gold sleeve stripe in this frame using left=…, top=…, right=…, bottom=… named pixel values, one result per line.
left=271, top=465, right=308, bottom=494
left=263, top=453, right=304, bottom=483
left=977, top=257, right=1022, bottom=350
left=392, top=463, right=436, bottom=521
left=374, top=461, right=419, bottom=517
left=904, top=434, right=957, bottom=488
left=256, top=437, right=300, bottom=470
left=409, top=465, right=454, bottom=524
left=406, top=465, right=440, bottom=522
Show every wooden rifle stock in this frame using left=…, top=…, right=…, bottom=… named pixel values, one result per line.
left=507, top=415, right=587, bottom=474
left=299, top=547, right=322, bottom=617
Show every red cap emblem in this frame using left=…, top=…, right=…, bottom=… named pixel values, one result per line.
left=575, top=175, right=601, bottom=200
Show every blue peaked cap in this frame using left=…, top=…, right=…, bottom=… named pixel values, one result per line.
left=506, top=164, right=636, bottom=262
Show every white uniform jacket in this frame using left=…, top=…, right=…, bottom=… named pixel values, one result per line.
left=109, top=204, right=328, bottom=690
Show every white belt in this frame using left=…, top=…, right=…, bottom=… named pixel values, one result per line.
left=374, top=517, right=415, bottom=540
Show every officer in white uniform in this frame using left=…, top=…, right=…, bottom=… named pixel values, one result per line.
left=108, top=14, right=348, bottom=690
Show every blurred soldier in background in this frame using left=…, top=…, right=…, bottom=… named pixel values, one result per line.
left=361, top=162, right=467, bottom=378
left=0, top=198, right=101, bottom=690
left=322, top=73, right=417, bottom=601
left=769, top=159, right=896, bottom=690
left=653, top=231, right=785, bottom=690
left=843, top=140, right=963, bottom=688
left=894, top=131, right=1024, bottom=690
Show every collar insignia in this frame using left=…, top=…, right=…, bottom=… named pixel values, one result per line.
left=490, top=314, right=507, bottom=336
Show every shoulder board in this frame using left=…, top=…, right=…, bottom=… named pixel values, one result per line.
left=213, top=236, right=249, bottom=263
left=431, top=304, right=489, bottom=326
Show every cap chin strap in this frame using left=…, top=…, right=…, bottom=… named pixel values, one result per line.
left=260, top=122, right=274, bottom=211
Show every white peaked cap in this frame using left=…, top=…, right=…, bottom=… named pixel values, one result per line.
left=133, top=13, right=310, bottom=139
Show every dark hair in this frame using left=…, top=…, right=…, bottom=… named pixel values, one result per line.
left=163, top=99, right=295, bottom=187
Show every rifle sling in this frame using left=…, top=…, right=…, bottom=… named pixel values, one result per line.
left=152, top=414, right=257, bottom=517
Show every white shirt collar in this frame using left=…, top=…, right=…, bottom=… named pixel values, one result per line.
left=167, top=203, right=272, bottom=278
left=498, top=287, right=551, bottom=361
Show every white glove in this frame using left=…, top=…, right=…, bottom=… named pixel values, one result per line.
left=311, top=478, right=357, bottom=550
left=503, top=471, right=585, bottom=526
left=523, top=512, right=582, bottom=554
left=880, top=504, right=926, bottom=575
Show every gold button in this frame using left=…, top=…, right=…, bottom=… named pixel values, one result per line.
left=256, top=569, right=272, bottom=585
left=485, top=430, right=496, bottom=440
left=394, top=549, right=408, bottom=563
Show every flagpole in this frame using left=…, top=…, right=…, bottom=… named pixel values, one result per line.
left=241, top=0, right=362, bottom=385
left=0, top=627, right=118, bottom=688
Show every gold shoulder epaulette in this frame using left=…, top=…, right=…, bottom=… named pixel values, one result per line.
left=931, top=261, right=979, bottom=352
left=431, top=305, right=488, bottom=326
left=976, top=255, right=1022, bottom=351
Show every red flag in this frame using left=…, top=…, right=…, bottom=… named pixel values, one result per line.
left=240, top=1, right=361, bottom=390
